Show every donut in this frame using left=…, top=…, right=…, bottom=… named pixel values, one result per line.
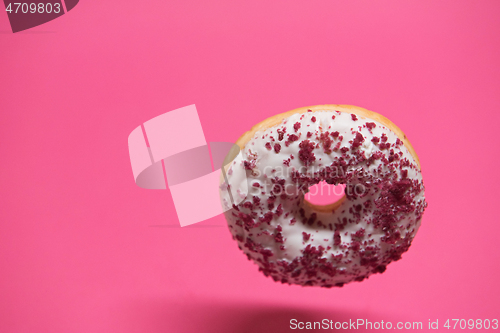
left=219, top=105, right=427, bottom=287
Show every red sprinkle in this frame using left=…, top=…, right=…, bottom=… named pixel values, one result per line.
left=298, top=140, right=316, bottom=165
left=243, top=160, right=255, bottom=170
left=334, top=231, right=341, bottom=246
left=366, top=122, right=376, bottom=131
left=352, top=132, right=365, bottom=148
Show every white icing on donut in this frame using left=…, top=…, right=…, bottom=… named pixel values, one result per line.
left=220, top=110, right=427, bottom=287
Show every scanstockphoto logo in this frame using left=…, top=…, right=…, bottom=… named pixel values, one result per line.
left=3, top=0, right=79, bottom=32
left=128, top=105, right=248, bottom=227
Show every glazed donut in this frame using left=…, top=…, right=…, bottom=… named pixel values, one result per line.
left=220, top=105, right=427, bottom=287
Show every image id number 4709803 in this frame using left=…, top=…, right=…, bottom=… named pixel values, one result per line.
left=443, top=319, right=498, bottom=330
left=5, top=2, right=61, bottom=14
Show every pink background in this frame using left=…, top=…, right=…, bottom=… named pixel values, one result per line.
left=1, top=1, right=499, bottom=332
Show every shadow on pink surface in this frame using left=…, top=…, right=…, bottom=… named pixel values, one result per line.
left=122, top=298, right=406, bottom=333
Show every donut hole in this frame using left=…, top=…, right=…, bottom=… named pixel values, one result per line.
left=305, top=181, right=346, bottom=207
